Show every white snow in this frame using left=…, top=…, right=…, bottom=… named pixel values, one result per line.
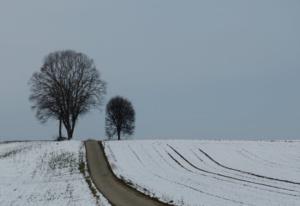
left=103, top=140, right=300, bottom=206
left=0, top=141, right=110, bottom=206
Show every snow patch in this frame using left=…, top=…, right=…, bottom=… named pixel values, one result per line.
left=0, top=141, right=110, bottom=206
left=104, top=140, right=300, bottom=206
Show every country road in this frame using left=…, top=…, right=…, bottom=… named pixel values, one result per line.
left=85, top=140, right=168, bottom=206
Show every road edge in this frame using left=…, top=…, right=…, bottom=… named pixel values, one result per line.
left=84, top=141, right=115, bottom=206
left=99, top=141, right=174, bottom=206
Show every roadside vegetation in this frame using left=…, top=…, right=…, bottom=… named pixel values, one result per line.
left=78, top=145, right=102, bottom=206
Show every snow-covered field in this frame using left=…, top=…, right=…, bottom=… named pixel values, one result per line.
left=104, top=140, right=300, bottom=206
left=0, top=141, right=110, bottom=206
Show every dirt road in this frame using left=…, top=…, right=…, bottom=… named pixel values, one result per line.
left=85, top=140, right=168, bottom=206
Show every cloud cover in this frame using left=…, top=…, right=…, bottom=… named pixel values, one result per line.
left=0, top=0, right=299, bottom=140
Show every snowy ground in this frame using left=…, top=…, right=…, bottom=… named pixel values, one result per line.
left=103, top=140, right=300, bottom=206
left=0, top=141, right=110, bottom=206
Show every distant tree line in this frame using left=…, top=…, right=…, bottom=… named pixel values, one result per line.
left=29, top=50, right=135, bottom=140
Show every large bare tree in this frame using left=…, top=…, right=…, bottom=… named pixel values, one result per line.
left=29, top=50, right=106, bottom=140
left=105, top=96, right=135, bottom=140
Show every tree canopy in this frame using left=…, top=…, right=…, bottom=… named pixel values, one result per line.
left=29, top=50, right=106, bottom=139
left=105, top=96, right=135, bottom=140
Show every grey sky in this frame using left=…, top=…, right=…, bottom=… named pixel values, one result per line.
left=0, top=0, right=300, bottom=140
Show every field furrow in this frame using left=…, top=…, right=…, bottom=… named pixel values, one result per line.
left=104, top=140, right=300, bottom=206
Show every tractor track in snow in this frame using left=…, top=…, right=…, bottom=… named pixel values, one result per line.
left=165, top=147, right=300, bottom=198
left=167, top=144, right=300, bottom=195
left=127, top=144, right=255, bottom=206
left=197, top=147, right=300, bottom=185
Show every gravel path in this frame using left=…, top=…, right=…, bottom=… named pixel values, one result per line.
left=85, top=140, right=168, bottom=206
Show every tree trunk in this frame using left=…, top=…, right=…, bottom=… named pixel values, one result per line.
left=117, top=130, right=121, bottom=141
left=69, top=120, right=76, bottom=140
left=59, top=119, right=62, bottom=138
left=62, top=119, right=73, bottom=140
left=67, top=128, right=73, bottom=140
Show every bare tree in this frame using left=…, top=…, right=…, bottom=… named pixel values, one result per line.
left=105, top=96, right=135, bottom=140
left=29, top=50, right=106, bottom=140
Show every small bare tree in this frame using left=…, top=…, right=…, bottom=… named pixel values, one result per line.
left=29, top=50, right=106, bottom=140
left=105, top=96, right=135, bottom=140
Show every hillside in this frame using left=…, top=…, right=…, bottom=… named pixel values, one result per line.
left=0, top=141, right=110, bottom=206
left=104, top=140, right=300, bottom=206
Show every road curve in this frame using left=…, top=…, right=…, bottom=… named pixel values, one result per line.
left=85, top=140, right=169, bottom=206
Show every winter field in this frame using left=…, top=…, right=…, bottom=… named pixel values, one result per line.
left=104, top=140, right=300, bottom=206
left=0, top=141, right=110, bottom=206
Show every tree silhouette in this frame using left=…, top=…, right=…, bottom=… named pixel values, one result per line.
left=29, top=50, right=106, bottom=140
left=105, top=96, right=135, bottom=140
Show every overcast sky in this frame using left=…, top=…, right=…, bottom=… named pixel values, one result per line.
left=0, top=0, right=300, bottom=140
